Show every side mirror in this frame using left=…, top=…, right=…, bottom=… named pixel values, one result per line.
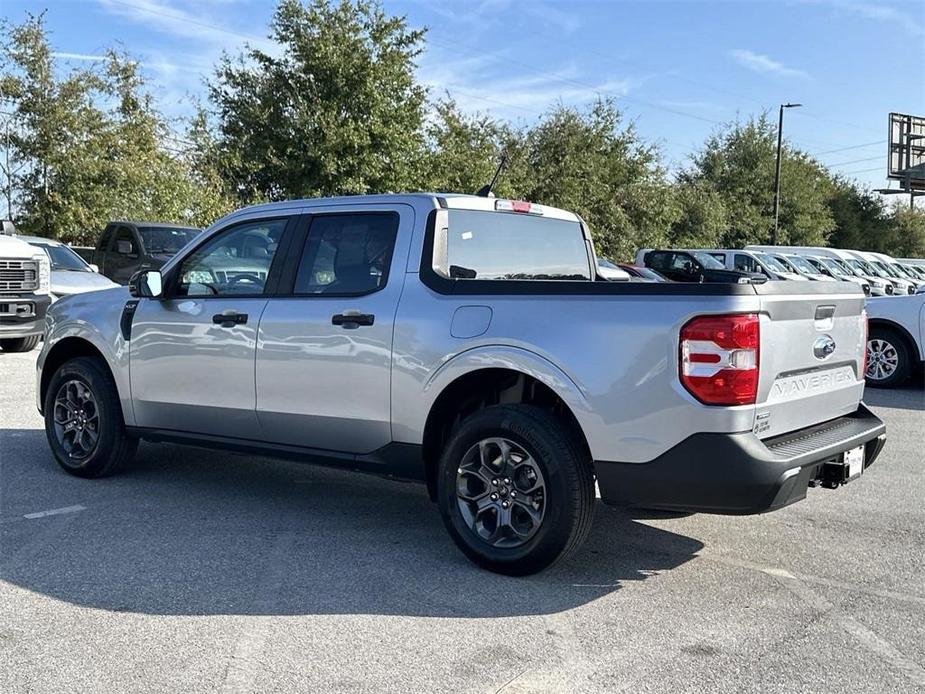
left=89, top=263, right=100, bottom=273
left=597, top=266, right=631, bottom=281
left=117, top=239, right=133, bottom=255
left=129, top=270, right=163, bottom=298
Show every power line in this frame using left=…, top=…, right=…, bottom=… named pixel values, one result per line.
left=811, top=140, right=886, bottom=156
left=837, top=166, right=884, bottom=176
left=823, top=155, right=884, bottom=168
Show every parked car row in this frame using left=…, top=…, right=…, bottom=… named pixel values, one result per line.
left=633, top=245, right=925, bottom=297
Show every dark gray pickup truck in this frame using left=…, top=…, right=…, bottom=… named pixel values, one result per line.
left=93, top=221, right=200, bottom=285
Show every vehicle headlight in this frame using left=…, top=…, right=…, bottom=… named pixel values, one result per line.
left=34, top=254, right=51, bottom=295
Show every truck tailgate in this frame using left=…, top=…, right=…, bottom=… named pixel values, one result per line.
left=754, top=283, right=867, bottom=439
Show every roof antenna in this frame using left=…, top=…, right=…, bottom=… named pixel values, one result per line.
left=476, top=154, right=507, bottom=197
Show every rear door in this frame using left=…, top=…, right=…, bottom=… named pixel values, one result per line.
left=753, top=284, right=867, bottom=439
left=255, top=205, right=412, bottom=453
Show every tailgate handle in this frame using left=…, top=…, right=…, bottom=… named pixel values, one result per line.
left=814, top=305, right=835, bottom=331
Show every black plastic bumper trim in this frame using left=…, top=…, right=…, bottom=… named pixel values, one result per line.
left=594, top=404, right=886, bottom=515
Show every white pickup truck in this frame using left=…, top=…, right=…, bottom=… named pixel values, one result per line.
left=1, top=230, right=51, bottom=352
left=865, top=293, right=925, bottom=387
left=36, top=194, right=887, bottom=574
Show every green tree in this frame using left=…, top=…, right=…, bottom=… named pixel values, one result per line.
left=207, top=0, right=427, bottom=203
left=684, top=115, right=835, bottom=248
left=513, top=100, right=677, bottom=261
left=423, top=98, right=520, bottom=197
left=0, top=13, right=229, bottom=243
left=668, top=179, right=727, bottom=249
left=883, top=202, right=925, bottom=258
left=826, top=180, right=889, bottom=251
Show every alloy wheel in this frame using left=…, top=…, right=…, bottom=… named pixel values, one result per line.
left=866, top=338, right=899, bottom=381
left=455, top=437, right=547, bottom=548
left=52, top=379, right=101, bottom=462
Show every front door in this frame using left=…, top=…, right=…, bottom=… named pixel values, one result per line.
left=256, top=207, right=412, bottom=453
left=130, top=215, right=293, bottom=439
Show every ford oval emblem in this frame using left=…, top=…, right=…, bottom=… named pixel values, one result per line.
left=813, top=335, right=837, bottom=360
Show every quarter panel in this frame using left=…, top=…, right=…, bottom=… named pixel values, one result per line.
left=391, top=279, right=761, bottom=463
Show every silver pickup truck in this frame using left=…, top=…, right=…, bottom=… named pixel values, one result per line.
left=36, top=194, right=886, bottom=575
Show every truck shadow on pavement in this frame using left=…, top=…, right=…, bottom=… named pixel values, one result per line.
left=1, top=430, right=704, bottom=618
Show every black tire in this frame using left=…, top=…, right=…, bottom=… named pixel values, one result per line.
left=437, top=404, right=594, bottom=576
left=866, top=327, right=912, bottom=388
left=0, top=335, right=40, bottom=352
left=43, top=356, right=138, bottom=478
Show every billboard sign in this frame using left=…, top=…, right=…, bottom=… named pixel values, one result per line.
left=888, top=113, right=925, bottom=189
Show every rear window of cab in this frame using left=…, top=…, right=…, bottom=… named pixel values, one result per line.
left=432, top=209, right=591, bottom=281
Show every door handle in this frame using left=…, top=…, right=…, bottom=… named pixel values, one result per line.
left=332, top=312, right=375, bottom=328
left=212, top=311, right=248, bottom=327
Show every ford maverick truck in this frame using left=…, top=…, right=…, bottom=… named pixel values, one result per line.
left=37, top=194, right=886, bottom=575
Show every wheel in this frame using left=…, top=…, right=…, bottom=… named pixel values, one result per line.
left=866, top=328, right=912, bottom=388
left=0, top=335, right=40, bottom=352
left=43, top=356, right=138, bottom=478
left=437, top=404, right=595, bottom=576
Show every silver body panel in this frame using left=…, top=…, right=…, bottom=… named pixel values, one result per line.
left=38, top=194, right=870, bottom=468
left=129, top=296, right=269, bottom=438
left=255, top=203, right=416, bottom=452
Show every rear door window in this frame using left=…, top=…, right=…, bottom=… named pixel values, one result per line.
left=294, top=213, right=399, bottom=295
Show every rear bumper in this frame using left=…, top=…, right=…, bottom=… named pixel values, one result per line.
left=0, top=293, right=50, bottom=338
left=595, top=404, right=886, bottom=515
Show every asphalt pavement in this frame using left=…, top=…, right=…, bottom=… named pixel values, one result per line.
left=1, top=348, right=923, bottom=693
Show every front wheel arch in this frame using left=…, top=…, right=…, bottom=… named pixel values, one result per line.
left=41, top=338, right=114, bottom=413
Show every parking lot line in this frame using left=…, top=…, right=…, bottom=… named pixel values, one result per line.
left=23, top=505, right=86, bottom=520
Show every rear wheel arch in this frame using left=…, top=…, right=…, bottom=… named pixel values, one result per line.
left=421, top=367, right=593, bottom=502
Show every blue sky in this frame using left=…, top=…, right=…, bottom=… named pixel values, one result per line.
left=4, top=0, right=924, bottom=191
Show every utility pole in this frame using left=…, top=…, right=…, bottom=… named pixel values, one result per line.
left=772, top=102, right=802, bottom=245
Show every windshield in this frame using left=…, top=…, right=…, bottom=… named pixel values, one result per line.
left=690, top=251, right=725, bottom=270
left=849, top=259, right=879, bottom=277
left=139, top=226, right=200, bottom=254
left=755, top=252, right=788, bottom=272
left=905, top=265, right=925, bottom=279
left=772, top=255, right=797, bottom=272
left=890, top=263, right=915, bottom=279
left=438, top=210, right=591, bottom=280
left=28, top=242, right=89, bottom=271
left=873, top=261, right=900, bottom=278
left=785, top=255, right=817, bottom=274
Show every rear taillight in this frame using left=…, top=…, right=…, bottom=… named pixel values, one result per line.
left=680, top=314, right=760, bottom=405
left=861, top=309, right=869, bottom=378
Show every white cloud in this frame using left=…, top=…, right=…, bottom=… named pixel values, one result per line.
left=51, top=51, right=108, bottom=62
left=95, top=0, right=274, bottom=52
left=729, top=49, right=810, bottom=79
left=801, top=0, right=925, bottom=37
left=419, top=48, right=634, bottom=120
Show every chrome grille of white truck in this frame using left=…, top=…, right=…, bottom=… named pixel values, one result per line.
left=0, top=259, right=39, bottom=292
